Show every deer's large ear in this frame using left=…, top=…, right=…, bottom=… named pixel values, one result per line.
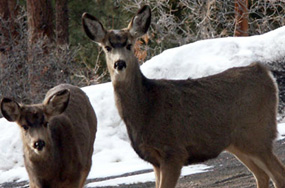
left=1, top=98, right=21, bottom=122
left=128, top=5, right=151, bottom=38
left=44, top=89, right=70, bottom=116
left=82, top=12, right=107, bottom=43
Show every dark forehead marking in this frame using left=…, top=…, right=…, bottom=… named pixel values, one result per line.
left=109, top=30, right=128, bottom=48
left=23, top=107, right=44, bottom=127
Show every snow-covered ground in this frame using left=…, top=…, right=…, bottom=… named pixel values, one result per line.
left=1, top=26, right=285, bottom=186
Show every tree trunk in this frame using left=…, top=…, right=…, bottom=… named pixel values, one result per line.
left=234, top=0, right=248, bottom=36
left=8, top=0, right=19, bottom=19
left=26, top=0, right=54, bottom=44
left=8, top=0, right=19, bottom=40
left=0, top=0, right=19, bottom=69
left=26, top=0, right=55, bottom=99
left=0, top=0, right=11, bottom=53
left=56, top=0, right=69, bottom=48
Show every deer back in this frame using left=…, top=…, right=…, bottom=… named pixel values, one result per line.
left=44, top=84, right=97, bottom=166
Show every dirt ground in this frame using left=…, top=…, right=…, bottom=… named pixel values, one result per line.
left=89, top=138, right=285, bottom=188
left=2, top=138, right=285, bottom=188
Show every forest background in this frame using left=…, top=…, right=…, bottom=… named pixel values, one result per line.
left=0, top=0, right=284, bottom=107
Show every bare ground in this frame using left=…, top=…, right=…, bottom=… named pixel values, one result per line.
left=1, top=139, right=285, bottom=188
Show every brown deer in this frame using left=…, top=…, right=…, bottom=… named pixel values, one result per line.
left=0, top=84, right=97, bottom=188
left=82, top=5, right=285, bottom=188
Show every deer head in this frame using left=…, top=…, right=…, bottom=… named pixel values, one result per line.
left=1, top=90, right=70, bottom=155
left=82, top=5, right=151, bottom=82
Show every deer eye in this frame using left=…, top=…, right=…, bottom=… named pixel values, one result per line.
left=126, top=44, right=132, bottom=50
left=105, top=46, right=112, bottom=52
left=22, top=125, right=29, bottom=131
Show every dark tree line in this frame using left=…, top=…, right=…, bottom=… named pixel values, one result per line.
left=0, top=0, right=80, bottom=103
left=1, top=0, right=69, bottom=52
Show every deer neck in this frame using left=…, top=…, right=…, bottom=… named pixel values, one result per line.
left=112, top=60, right=142, bottom=88
left=111, top=59, right=149, bottom=127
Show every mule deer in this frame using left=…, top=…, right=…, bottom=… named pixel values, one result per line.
left=82, top=5, right=285, bottom=188
left=1, top=84, right=97, bottom=188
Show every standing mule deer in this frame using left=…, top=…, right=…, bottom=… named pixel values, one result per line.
left=1, top=84, right=97, bottom=188
left=82, top=5, right=285, bottom=188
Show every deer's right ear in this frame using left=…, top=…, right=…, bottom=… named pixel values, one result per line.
left=82, top=13, right=106, bottom=43
left=0, top=98, right=21, bottom=122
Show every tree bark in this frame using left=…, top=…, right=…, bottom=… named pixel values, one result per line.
left=8, top=0, right=19, bottom=40
left=234, top=0, right=249, bottom=36
left=0, top=0, right=19, bottom=69
left=0, top=0, right=9, bottom=19
left=8, top=0, right=19, bottom=19
left=0, top=0, right=11, bottom=53
left=26, top=0, right=55, bottom=99
left=26, top=0, right=54, bottom=44
left=56, top=0, right=69, bottom=48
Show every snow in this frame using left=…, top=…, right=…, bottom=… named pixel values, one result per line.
left=1, top=26, right=285, bottom=186
left=87, top=164, right=210, bottom=187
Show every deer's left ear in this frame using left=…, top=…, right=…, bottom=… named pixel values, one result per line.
left=82, top=12, right=107, bottom=43
left=44, top=89, right=70, bottom=116
left=128, top=5, right=151, bottom=38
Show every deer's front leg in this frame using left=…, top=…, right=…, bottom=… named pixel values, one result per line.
left=153, top=165, right=161, bottom=188
left=159, top=162, right=182, bottom=188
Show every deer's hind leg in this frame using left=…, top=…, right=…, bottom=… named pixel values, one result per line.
left=227, top=145, right=270, bottom=188
left=250, top=152, right=285, bottom=188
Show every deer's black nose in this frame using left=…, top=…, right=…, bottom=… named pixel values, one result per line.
left=114, top=60, right=127, bottom=70
left=34, top=140, right=45, bottom=151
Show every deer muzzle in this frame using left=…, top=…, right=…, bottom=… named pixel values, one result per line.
left=114, top=60, right=127, bottom=71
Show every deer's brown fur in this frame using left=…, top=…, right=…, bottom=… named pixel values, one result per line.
left=1, top=84, right=97, bottom=188
left=82, top=5, right=285, bottom=188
